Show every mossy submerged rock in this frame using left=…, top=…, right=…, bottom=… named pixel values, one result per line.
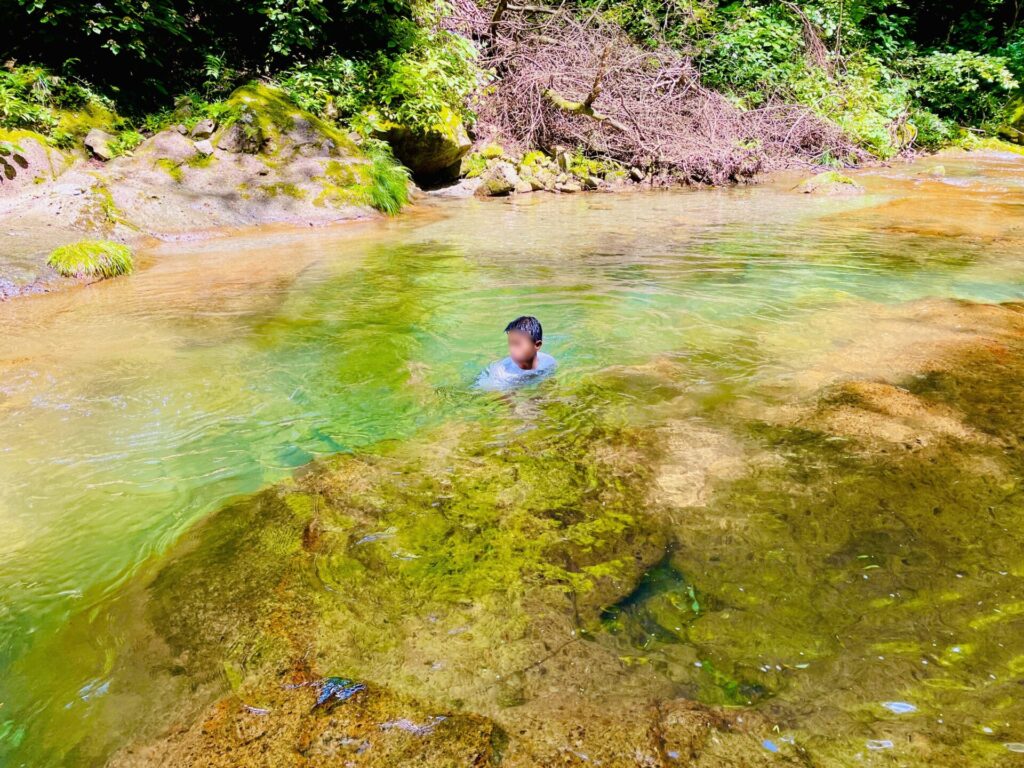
left=46, top=239, right=133, bottom=279
left=797, top=170, right=864, bottom=195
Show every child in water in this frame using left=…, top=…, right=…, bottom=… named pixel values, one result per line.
left=476, top=316, right=557, bottom=390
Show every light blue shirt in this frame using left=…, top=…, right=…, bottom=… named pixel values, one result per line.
left=476, top=352, right=557, bottom=391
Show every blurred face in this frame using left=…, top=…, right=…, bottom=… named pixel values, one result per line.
left=507, top=330, right=542, bottom=369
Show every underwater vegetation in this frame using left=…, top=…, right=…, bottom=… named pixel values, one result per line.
left=6, top=299, right=1024, bottom=766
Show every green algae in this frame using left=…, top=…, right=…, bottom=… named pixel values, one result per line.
left=260, top=181, right=306, bottom=199
left=154, top=157, right=184, bottom=183
left=3, top=374, right=676, bottom=765
left=218, top=82, right=358, bottom=158
left=47, top=240, right=134, bottom=278
left=594, top=332, right=1024, bottom=764
left=8, top=177, right=1024, bottom=767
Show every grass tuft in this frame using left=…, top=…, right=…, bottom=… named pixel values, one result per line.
left=47, top=240, right=134, bottom=278
left=364, top=143, right=410, bottom=216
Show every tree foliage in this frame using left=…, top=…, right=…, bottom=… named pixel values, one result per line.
left=3, top=0, right=419, bottom=106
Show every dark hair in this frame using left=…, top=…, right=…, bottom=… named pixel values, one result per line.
left=504, top=316, right=542, bottom=342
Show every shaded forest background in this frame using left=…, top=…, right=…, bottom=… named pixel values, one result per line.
left=2, top=0, right=1023, bottom=174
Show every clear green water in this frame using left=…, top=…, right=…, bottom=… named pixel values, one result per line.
left=2, top=152, right=1024, bottom=765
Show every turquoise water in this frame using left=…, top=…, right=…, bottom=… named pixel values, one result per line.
left=1, top=151, right=1024, bottom=764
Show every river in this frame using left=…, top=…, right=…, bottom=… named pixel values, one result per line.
left=1, top=151, right=1024, bottom=765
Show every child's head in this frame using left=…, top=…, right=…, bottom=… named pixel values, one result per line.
left=504, top=316, right=543, bottom=367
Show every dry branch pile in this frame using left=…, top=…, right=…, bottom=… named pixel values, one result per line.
left=446, top=0, right=863, bottom=184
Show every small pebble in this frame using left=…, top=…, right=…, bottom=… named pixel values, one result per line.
left=866, top=739, right=894, bottom=750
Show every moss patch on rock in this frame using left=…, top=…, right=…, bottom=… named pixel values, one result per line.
left=999, top=96, right=1024, bottom=145
left=217, top=82, right=358, bottom=158
left=46, top=240, right=134, bottom=278
left=797, top=170, right=864, bottom=195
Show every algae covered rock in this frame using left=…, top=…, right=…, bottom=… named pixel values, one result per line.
left=109, top=676, right=507, bottom=768
left=378, top=107, right=471, bottom=182
left=475, top=161, right=521, bottom=197
left=797, top=170, right=864, bottom=195
left=98, top=82, right=396, bottom=232
left=214, top=82, right=358, bottom=159
left=999, top=96, right=1024, bottom=145
left=46, top=239, right=133, bottom=279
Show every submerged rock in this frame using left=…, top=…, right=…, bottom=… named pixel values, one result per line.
left=109, top=675, right=506, bottom=768
left=797, top=170, right=864, bottom=195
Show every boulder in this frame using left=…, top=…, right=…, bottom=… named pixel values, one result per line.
left=518, top=167, right=548, bottom=192
left=84, top=128, right=116, bottom=161
left=135, top=130, right=199, bottom=164
left=797, top=170, right=864, bottom=196
left=193, top=139, right=214, bottom=157
left=474, top=161, right=521, bottom=197
left=209, top=83, right=356, bottom=159
left=381, top=107, right=472, bottom=182
left=999, top=97, right=1024, bottom=145
left=190, top=118, right=216, bottom=139
left=0, top=130, right=71, bottom=193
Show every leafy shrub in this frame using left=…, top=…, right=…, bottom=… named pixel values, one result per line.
left=373, top=28, right=479, bottom=131
left=908, top=108, right=957, bottom=149
left=109, top=130, right=145, bottom=157
left=0, top=66, right=113, bottom=140
left=577, top=0, right=715, bottom=48
left=279, top=56, right=366, bottom=118
left=697, top=5, right=805, bottom=105
left=280, top=23, right=480, bottom=136
left=789, top=53, right=917, bottom=158
left=912, top=50, right=1018, bottom=125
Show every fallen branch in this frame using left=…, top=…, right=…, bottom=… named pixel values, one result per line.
left=453, top=2, right=862, bottom=184
left=542, top=87, right=628, bottom=133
